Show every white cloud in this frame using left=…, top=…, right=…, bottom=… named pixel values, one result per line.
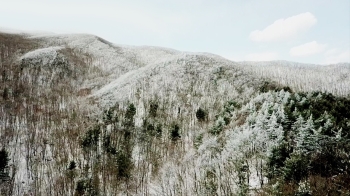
left=290, top=41, right=327, bottom=57
left=250, top=12, right=317, bottom=42
left=324, top=49, right=350, bottom=64
left=245, top=52, right=279, bottom=61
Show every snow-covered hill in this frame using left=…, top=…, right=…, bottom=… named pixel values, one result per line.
left=0, top=31, right=349, bottom=195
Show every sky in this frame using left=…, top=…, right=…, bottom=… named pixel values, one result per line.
left=0, top=0, right=349, bottom=64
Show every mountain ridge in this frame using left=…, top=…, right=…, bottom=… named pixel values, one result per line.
left=0, top=30, right=349, bottom=195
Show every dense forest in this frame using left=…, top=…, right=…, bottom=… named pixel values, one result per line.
left=0, top=32, right=349, bottom=195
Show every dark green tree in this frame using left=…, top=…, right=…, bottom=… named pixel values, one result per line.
left=196, top=107, right=207, bottom=122
left=170, top=124, right=181, bottom=141
left=117, top=152, right=132, bottom=180
left=2, top=87, right=9, bottom=100
left=124, top=103, right=136, bottom=128
left=103, top=107, right=118, bottom=125
left=68, top=160, right=76, bottom=170
left=125, top=103, right=136, bottom=120
left=0, top=148, right=9, bottom=173
left=282, top=153, right=309, bottom=182
left=103, top=134, right=117, bottom=155
left=81, top=125, right=101, bottom=150
left=75, top=179, right=87, bottom=196
left=267, top=143, right=289, bottom=179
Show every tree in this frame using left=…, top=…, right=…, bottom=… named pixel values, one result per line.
left=170, top=124, right=181, bottom=141
left=156, top=124, right=162, bottom=138
left=0, top=148, right=9, bottom=173
left=149, top=102, right=158, bottom=117
left=210, top=117, right=225, bottom=135
left=295, top=115, right=317, bottom=154
left=81, top=125, right=101, bottom=150
left=117, top=152, right=133, bottom=180
left=282, top=153, right=309, bottom=182
left=125, top=103, right=136, bottom=120
left=196, top=107, right=207, bottom=122
left=103, top=106, right=118, bottom=125
left=2, top=87, right=9, bottom=100
left=124, top=103, right=136, bottom=128
left=267, top=142, right=289, bottom=179
left=68, top=161, right=76, bottom=170
left=75, top=179, right=87, bottom=196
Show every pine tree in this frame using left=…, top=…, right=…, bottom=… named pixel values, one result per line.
left=196, top=107, right=207, bottom=122
left=295, top=115, right=317, bottom=153
left=0, top=148, right=9, bottom=173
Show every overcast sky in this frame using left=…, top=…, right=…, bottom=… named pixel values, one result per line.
left=1, top=0, right=349, bottom=64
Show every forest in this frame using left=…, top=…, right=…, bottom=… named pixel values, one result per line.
left=0, top=32, right=349, bottom=195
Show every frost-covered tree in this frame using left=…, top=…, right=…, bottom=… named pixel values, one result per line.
left=295, top=115, right=316, bottom=153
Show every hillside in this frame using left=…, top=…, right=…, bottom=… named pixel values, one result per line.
left=0, top=31, right=349, bottom=195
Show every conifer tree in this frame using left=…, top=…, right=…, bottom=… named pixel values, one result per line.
left=0, top=148, right=9, bottom=173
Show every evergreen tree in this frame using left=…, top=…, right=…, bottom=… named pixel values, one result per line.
left=196, top=107, right=207, bottom=122
left=295, top=115, right=316, bottom=153
left=282, top=153, right=309, bottom=182
left=0, top=148, right=9, bottom=173
left=210, top=117, right=225, bottom=135
left=124, top=103, right=136, bottom=128
left=2, top=87, right=9, bottom=100
left=170, top=124, right=181, bottom=141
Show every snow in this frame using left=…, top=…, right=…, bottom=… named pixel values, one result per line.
left=1, top=30, right=349, bottom=195
left=26, top=33, right=350, bottom=107
left=237, top=60, right=350, bottom=96
left=21, top=46, right=63, bottom=64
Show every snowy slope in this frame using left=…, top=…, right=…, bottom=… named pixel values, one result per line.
left=1, top=30, right=350, bottom=195
left=26, top=33, right=350, bottom=111
left=237, top=61, right=350, bottom=96
left=32, top=33, right=350, bottom=101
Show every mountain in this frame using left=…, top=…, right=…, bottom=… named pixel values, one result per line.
left=0, top=31, right=349, bottom=195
